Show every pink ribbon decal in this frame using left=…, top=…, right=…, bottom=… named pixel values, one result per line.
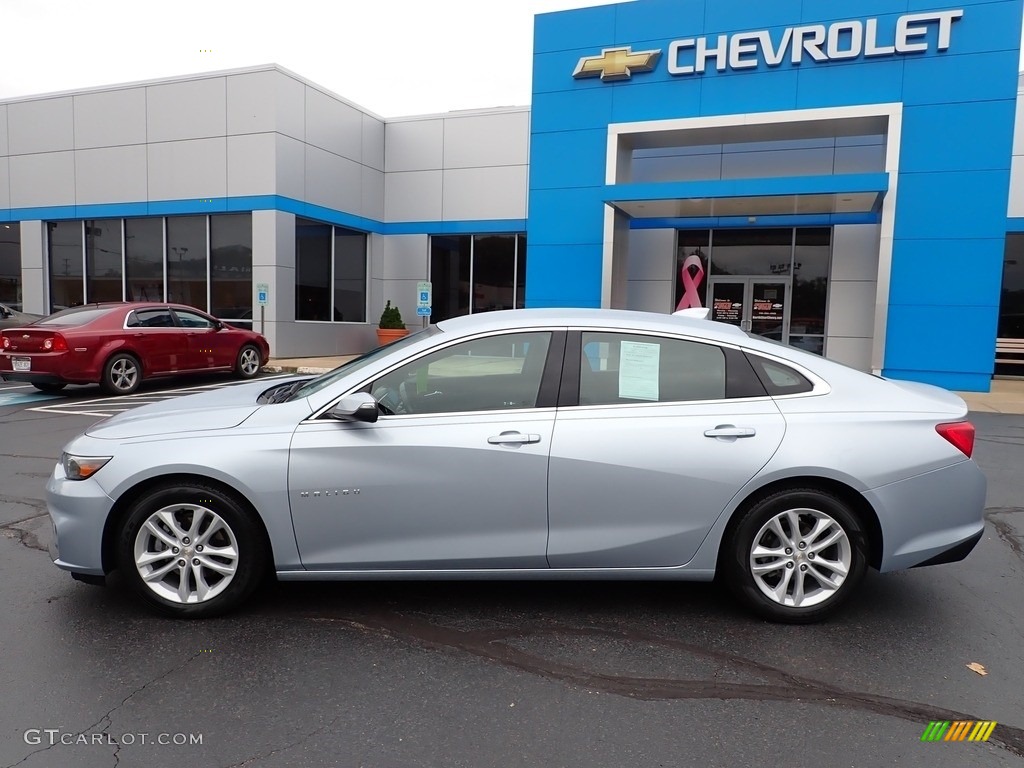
left=676, top=254, right=705, bottom=310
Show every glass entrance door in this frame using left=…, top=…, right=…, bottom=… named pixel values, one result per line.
left=710, top=278, right=791, bottom=343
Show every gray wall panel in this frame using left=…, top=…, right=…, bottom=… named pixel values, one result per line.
left=361, top=165, right=384, bottom=221
left=831, top=224, right=880, bottom=281
left=147, top=78, right=227, bottom=143
left=442, top=166, right=527, bottom=220
left=304, top=145, right=361, bottom=212
left=385, top=119, right=443, bottom=172
left=0, top=157, right=8, bottom=209
left=626, top=279, right=672, bottom=314
left=385, top=170, right=442, bottom=221
left=74, top=88, right=147, bottom=149
left=824, top=336, right=872, bottom=371
left=627, top=229, right=675, bottom=281
left=443, top=111, right=529, bottom=169
left=275, top=134, right=305, bottom=201
left=0, top=104, right=8, bottom=155
left=75, top=145, right=148, bottom=204
left=825, top=280, right=876, bottom=339
left=19, top=221, right=45, bottom=314
left=226, top=71, right=278, bottom=135
left=1009, top=155, right=1024, bottom=217
left=305, top=87, right=362, bottom=162
left=272, top=71, right=306, bottom=142
left=227, top=133, right=276, bottom=196
left=362, top=114, right=384, bottom=171
left=377, top=234, right=427, bottom=280
left=147, top=139, right=227, bottom=200
left=9, top=152, right=75, bottom=207
left=8, top=98, right=74, bottom=155
left=1014, top=93, right=1024, bottom=156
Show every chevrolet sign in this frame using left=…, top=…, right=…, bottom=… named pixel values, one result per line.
left=573, top=9, right=963, bottom=81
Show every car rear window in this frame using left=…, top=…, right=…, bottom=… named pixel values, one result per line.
left=745, top=353, right=815, bottom=396
left=36, top=307, right=116, bottom=325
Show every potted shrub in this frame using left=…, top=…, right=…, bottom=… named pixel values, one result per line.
left=376, top=300, right=409, bottom=346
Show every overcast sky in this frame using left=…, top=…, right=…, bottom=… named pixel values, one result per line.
left=0, top=0, right=621, bottom=117
left=1, top=1, right=1022, bottom=118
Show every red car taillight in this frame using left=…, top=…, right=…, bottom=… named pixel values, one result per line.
left=42, top=334, right=69, bottom=352
left=936, top=421, right=975, bottom=458
left=1, top=336, right=9, bottom=350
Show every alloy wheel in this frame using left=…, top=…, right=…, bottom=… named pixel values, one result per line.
left=239, top=347, right=260, bottom=376
left=109, top=357, right=139, bottom=391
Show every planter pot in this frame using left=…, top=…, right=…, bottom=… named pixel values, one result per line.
left=376, top=327, right=410, bottom=346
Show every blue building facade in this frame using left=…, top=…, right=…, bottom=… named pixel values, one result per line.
left=527, top=0, right=1024, bottom=391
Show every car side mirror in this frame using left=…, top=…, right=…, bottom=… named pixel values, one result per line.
left=0, top=307, right=9, bottom=318
left=326, top=392, right=379, bottom=423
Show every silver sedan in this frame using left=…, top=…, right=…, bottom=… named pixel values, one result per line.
left=46, top=308, right=986, bottom=623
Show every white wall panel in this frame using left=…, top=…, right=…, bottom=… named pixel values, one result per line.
left=385, top=119, right=443, bottom=172
left=74, top=88, right=147, bottom=149
left=0, top=105, right=8, bottom=155
left=362, top=114, right=384, bottom=171
left=831, top=224, right=880, bottom=281
left=275, top=134, right=306, bottom=201
left=441, top=166, right=527, bottom=220
left=147, top=78, right=226, bottom=143
left=628, top=229, right=675, bottom=281
left=7, top=98, right=74, bottom=155
left=0, top=158, right=8, bottom=209
left=443, top=111, right=529, bottom=169
left=361, top=165, right=384, bottom=221
left=626, top=279, right=672, bottom=313
left=227, top=133, right=276, bottom=196
left=305, top=87, right=362, bottom=162
left=825, top=280, right=877, bottom=339
left=825, top=336, right=872, bottom=371
left=9, top=152, right=75, bottom=207
left=385, top=170, right=442, bottom=221
left=304, top=145, right=361, bottom=212
left=147, top=139, right=227, bottom=200
left=75, top=145, right=147, bottom=204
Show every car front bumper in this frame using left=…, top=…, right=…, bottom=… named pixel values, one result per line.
left=46, top=464, right=115, bottom=577
left=866, top=458, right=987, bottom=572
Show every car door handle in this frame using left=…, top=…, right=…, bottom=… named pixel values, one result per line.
left=487, top=432, right=541, bottom=445
left=703, top=425, right=756, bottom=439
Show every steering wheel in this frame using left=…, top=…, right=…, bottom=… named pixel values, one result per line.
left=371, top=385, right=406, bottom=415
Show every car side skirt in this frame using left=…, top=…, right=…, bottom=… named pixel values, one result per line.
left=277, top=568, right=717, bottom=581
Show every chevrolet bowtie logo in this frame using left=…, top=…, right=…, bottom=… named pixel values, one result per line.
left=573, top=46, right=662, bottom=82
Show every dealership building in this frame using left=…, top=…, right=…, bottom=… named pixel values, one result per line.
left=2, top=0, right=1024, bottom=391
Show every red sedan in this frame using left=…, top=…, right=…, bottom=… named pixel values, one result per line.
left=0, top=303, right=270, bottom=395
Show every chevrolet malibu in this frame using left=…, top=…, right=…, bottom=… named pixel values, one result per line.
left=46, top=308, right=985, bottom=623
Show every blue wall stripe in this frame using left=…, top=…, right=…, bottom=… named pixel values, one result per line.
left=0, top=195, right=525, bottom=236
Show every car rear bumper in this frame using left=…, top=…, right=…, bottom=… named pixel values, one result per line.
left=46, top=466, right=114, bottom=577
left=1, top=371, right=64, bottom=385
left=865, top=459, right=987, bottom=572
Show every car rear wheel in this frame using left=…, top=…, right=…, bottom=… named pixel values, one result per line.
left=32, top=382, right=66, bottom=393
left=235, top=344, right=261, bottom=379
left=724, top=488, right=868, bottom=624
left=101, top=352, right=141, bottom=395
left=117, top=483, right=267, bottom=618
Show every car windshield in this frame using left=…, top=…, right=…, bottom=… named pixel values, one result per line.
left=36, top=306, right=117, bottom=326
left=285, top=326, right=441, bottom=402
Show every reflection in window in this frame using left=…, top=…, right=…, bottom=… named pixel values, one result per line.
left=792, top=228, right=831, bottom=341
left=167, top=216, right=207, bottom=309
left=472, top=235, right=515, bottom=313
left=48, top=221, right=83, bottom=312
left=333, top=228, right=367, bottom=322
left=429, top=233, right=527, bottom=322
left=85, top=219, right=123, bottom=303
left=430, top=235, right=471, bottom=322
left=710, top=228, right=793, bottom=277
left=126, top=218, right=164, bottom=302
left=580, top=332, right=726, bottom=404
left=210, top=214, right=252, bottom=320
left=295, top=218, right=331, bottom=321
left=0, top=224, right=21, bottom=308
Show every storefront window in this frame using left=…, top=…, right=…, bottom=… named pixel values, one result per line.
left=430, top=235, right=471, bottom=322
left=295, top=218, right=332, bottom=321
left=429, top=234, right=526, bottom=321
left=791, top=228, right=831, bottom=342
left=0, top=224, right=21, bottom=309
left=472, top=235, right=516, bottom=313
left=997, top=234, right=1024, bottom=375
left=85, top=219, right=123, bottom=303
left=210, top=214, right=253, bottom=323
left=675, top=230, right=710, bottom=310
left=48, top=221, right=83, bottom=312
left=710, top=228, right=793, bottom=276
left=167, top=216, right=207, bottom=310
left=125, top=218, right=164, bottom=302
left=333, top=228, right=367, bottom=322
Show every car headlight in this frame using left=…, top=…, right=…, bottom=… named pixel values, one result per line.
left=61, top=453, right=112, bottom=481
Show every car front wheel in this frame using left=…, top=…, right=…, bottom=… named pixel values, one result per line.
left=235, top=344, right=261, bottom=379
left=117, top=483, right=267, bottom=618
left=101, top=352, right=141, bottom=395
left=724, top=488, right=868, bottom=624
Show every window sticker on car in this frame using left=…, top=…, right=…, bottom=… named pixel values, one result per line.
left=618, top=340, right=660, bottom=401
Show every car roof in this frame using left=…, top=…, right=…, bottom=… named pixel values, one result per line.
left=435, top=308, right=749, bottom=344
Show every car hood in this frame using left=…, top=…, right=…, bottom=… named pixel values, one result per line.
left=85, top=379, right=274, bottom=439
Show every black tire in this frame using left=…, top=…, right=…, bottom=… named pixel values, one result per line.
left=723, top=488, right=868, bottom=624
left=101, top=352, right=142, bottom=395
left=32, top=382, right=66, bottom=393
left=116, top=483, right=267, bottom=619
left=235, top=344, right=262, bottom=379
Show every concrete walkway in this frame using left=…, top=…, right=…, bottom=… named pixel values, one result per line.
left=264, top=356, right=1024, bottom=415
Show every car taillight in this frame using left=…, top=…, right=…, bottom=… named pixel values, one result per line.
left=43, top=334, right=68, bottom=352
left=1, top=336, right=9, bottom=350
left=936, top=421, right=975, bottom=458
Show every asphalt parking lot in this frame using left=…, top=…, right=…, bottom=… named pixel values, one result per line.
left=0, top=378, right=1022, bottom=768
